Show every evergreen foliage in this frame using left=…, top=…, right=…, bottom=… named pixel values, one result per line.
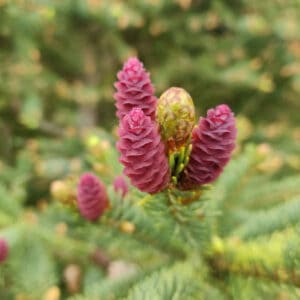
left=1, top=135, right=300, bottom=299
left=0, top=1, right=299, bottom=299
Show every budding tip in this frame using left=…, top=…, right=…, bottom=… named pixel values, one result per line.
left=157, top=87, right=196, bottom=151
left=79, top=172, right=97, bottom=187
left=208, top=104, right=233, bottom=126
left=123, top=57, right=143, bottom=69
left=113, top=175, right=129, bottom=198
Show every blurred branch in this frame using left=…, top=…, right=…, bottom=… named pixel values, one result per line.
left=207, top=233, right=300, bottom=288
left=39, top=120, right=66, bottom=137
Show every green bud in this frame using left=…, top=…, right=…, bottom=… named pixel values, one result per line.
left=172, top=176, right=178, bottom=185
left=156, top=87, right=195, bottom=151
left=168, top=152, right=175, bottom=171
left=169, top=144, right=192, bottom=184
left=50, top=178, right=77, bottom=208
left=175, top=163, right=185, bottom=177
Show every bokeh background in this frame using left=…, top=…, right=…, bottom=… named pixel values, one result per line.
left=1, top=0, right=300, bottom=166
left=0, top=0, right=300, bottom=299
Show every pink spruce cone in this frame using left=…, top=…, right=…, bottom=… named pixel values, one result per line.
left=114, top=57, right=157, bottom=121
left=0, top=238, right=9, bottom=263
left=180, top=104, right=237, bottom=189
left=77, top=173, right=109, bottom=221
left=117, top=108, right=170, bottom=194
left=113, top=175, right=129, bottom=198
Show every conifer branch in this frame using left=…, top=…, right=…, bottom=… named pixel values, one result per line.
left=207, top=231, right=300, bottom=288
left=233, top=196, right=300, bottom=239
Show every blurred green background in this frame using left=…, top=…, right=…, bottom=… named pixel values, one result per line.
left=0, top=0, right=299, bottom=221
left=0, top=0, right=300, bottom=297
left=1, top=0, right=300, bottom=205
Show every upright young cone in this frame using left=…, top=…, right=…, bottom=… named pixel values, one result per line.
left=77, top=173, right=109, bottom=221
left=114, top=57, right=157, bottom=121
left=180, top=104, right=237, bottom=189
left=117, top=108, right=170, bottom=194
left=0, top=238, right=9, bottom=263
left=156, top=87, right=195, bottom=151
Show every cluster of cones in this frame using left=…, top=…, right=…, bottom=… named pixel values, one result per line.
left=68, top=57, right=237, bottom=222
left=115, top=57, right=237, bottom=194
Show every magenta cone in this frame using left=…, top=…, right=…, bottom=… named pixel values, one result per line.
left=114, top=57, right=157, bottom=121
left=113, top=175, right=129, bottom=198
left=117, top=108, right=170, bottom=194
left=77, top=173, right=108, bottom=221
left=0, top=238, right=8, bottom=263
left=180, top=104, right=237, bottom=189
